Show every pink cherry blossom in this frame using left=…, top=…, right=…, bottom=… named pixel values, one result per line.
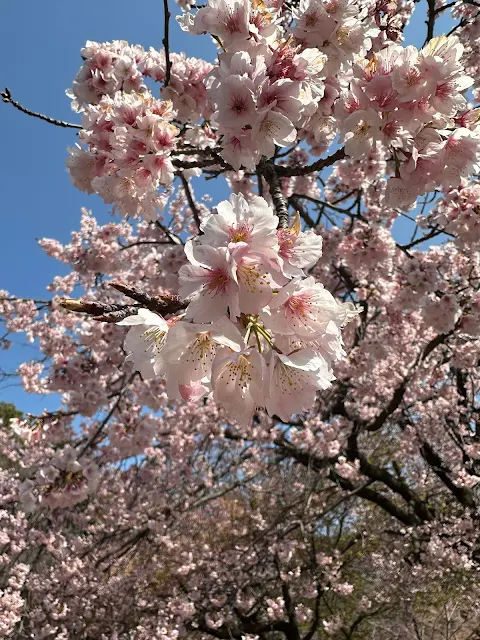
left=200, top=193, right=279, bottom=252
left=265, top=349, right=334, bottom=420
left=261, top=276, right=355, bottom=339
left=117, top=308, right=170, bottom=378
left=179, top=242, right=240, bottom=322
left=212, top=346, right=266, bottom=426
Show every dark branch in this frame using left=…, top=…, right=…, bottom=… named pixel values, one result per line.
left=172, top=154, right=227, bottom=170
left=276, top=147, right=345, bottom=177
left=289, top=195, right=316, bottom=228
left=399, top=227, right=453, bottom=251
left=162, top=0, right=172, bottom=87
left=1, top=87, right=82, bottom=129
left=119, top=240, right=174, bottom=251
left=420, top=441, right=475, bottom=509
left=424, top=0, right=437, bottom=45
left=180, top=174, right=202, bottom=232
left=347, top=432, right=435, bottom=522
left=331, top=471, right=420, bottom=526
left=77, top=374, right=136, bottom=457
left=260, top=158, right=289, bottom=228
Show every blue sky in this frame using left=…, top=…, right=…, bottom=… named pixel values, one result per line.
left=0, top=0, right=453, bottom=413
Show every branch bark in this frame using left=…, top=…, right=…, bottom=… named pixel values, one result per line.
left=276, top=147, right=345, bottom=177
left=162, top=0, right=172, bottom=87
left=1, top=87, right=82, bottom=129
left=260, top=158, right=289, bottom=228
left=60, top=282, right=187, bottom=322
left=180, top=174, right=202, bottom=232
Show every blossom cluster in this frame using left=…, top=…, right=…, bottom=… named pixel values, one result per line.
left=119, top=193, right=356, bottom=425
left=177, top=0, right=381, bottom=168
left=69, top=40, right=212, bottom=122
left=67, top=92, right=178, bottom=220
left=428, top=181, right=480, bottom=249
left=20, top=445, right=99, bottom=512
left=335, top=35, right=480, bottom=207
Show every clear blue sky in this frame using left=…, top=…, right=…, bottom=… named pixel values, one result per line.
left=0, top=0, right=452, bottom=414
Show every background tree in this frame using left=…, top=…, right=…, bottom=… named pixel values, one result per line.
left=0, top=402, right=23, bottom=427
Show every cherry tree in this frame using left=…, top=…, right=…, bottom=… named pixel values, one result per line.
left=1, top=0, right=480, bottom=637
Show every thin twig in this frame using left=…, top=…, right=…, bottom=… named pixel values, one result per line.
left=276, top=147, right=345, bottom=177
left=162, top=0, right=172, bottom=87
left=154, top=220, right=183, bottom=245
left=1, top=87, right=82, bottom=129
left=180, top=174, right=203, bottom=232
left=399, top=227, right=453, bottom=251
left=119, top=240, right=173, bottom=251
left=77, top=375, right=136, bottom=458
left=446, top=7, right=480, bottom=36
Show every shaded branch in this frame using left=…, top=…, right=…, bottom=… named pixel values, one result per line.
left=346, top=431, right=435, bottom=522
left=1, top=87, right=82, bottom=129
left=162, top=0, right=172, bottom=86
left=119, top=240, right=173, bottom=251
left=331, top=471, right=421, bottom=526
left=77, top=374, right=136, bottom=457
left=289, top=195, right=316, bottom=228
left=173, top=154, right=227, bottom=170
left=260, top=158, right=289, bottom=228
left=276, top=147, right=345, bottom=177
left=424, top=0, right=437, bottom=45
left=419, top=440, right=475, bottom=509
left=398, top=227, right=453, bottom=251
left=180, top=174, right=202, bottom=232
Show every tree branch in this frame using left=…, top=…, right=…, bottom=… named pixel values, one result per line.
left=424, top=0, right=437, bottom=45
left=331, top=471, right=421, bottom=526
left=162, top=0, right=172, bottom=87
left=59, top=298, right=139, bottom=323
left=366, top=330, right=453, bottom=432
left=260, top=158, right=289, bottom=228
left=180, top=174, right=202, bottom=232
left=419, top=441, right=475, bottom=509
left=60, top=282, right=187, bottom=323
left=1, top=87, right=82, bottom=129
left=346, top=431, right=435, bottom=522
left=77, top=374, right=136, bottom=457
left=108, top=282, right=186, bottom=315
left=276, top=147, right=345, bottom=177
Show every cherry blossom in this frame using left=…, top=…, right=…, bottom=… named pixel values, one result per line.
left=117, top=308, right=169, bottom=379
left=1, top=0, right=480, bottom=637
